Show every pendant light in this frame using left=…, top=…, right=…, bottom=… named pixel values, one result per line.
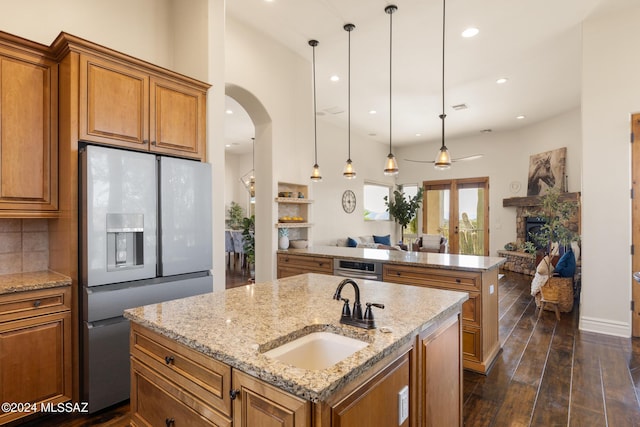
left=434, top=0, right=452, bottom=170
left=343, top=23, right=357, bottom=179
left=240, top=138, right=256, bottom=197
left=384, top=5, right=399, bottom=176
left=309, top=39, right=322, bottom=182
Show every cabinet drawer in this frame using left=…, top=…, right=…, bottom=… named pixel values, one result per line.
left=462, top=326, right=481, bottom=363
left=461, top=293, right=481, bottom=328
left=277, top=254, right=332, bottom=274
left=383, top=264, right=479, bottom=292
left=131, top=359, right=231, bottom=427
left=0, top=286, right=71, bottom=323
left=131, top=324, right=231, bottom=417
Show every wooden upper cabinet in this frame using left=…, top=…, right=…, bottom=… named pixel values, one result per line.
left=71, top=39, right=209, bottom=160
left=150, top=76, right=206, bottom=159
left=0, top=35, right=58, bottom=215
left=80, top=54, right=149, bottom=150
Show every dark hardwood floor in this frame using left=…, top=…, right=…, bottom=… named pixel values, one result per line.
left=464, top=271, right=640, bottom=426
left=17, top=271, right=640, bottom=426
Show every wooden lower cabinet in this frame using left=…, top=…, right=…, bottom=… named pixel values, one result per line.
left=0, top=286, right=72, bottom=424
left=383, top=263, right=499, bottom=374
left=329, top=352, right=410, bottom=427
left=419, top=316, right=462, bottom=427
left=131, top=313, right=462, bottom=427
left=232, top=370, right=310, bottom=427
left=277, top=254, right=332, bottom=279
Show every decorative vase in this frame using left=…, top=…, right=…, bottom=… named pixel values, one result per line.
left=279, top=235, right=289, bottom=249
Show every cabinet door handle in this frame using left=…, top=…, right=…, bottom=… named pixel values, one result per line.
left=456, top=279, right=461, bottom=284
left=164, top=355, right=175, bottom=365
left=396, top=271, right=401, bottom=276
left=151, top=140, right=156, bottom=146
left=33, top=300, right=41, bottom=308
left=165, top=418, right=175, bottom=427
left=230, top=389, right=241, bottom=400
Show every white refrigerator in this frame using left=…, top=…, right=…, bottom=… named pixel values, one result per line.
left=80, top=145, right=212, bottom=412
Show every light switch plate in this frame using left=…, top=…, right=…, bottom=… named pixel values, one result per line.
left=490, top=284, right=495, bottom=294
left=398, top=385, right=409, bottom=424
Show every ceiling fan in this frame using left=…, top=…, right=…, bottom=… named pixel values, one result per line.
left=403, top=154, right=484, bottom=164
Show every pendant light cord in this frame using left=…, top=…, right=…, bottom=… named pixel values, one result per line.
left=312, top=42, right=318, bottom=164
left=440, top=0, right=446, bottom=148
left=347, top=26, right=352, bottom=161
left=389, top=7, right=393, bottom=155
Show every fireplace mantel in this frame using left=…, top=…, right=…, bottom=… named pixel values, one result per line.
left=502, top=192, right=580, bottom=208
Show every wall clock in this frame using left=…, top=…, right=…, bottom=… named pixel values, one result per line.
left=342, top=190, right=356, bottom=214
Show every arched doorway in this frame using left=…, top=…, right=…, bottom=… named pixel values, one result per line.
left=225, top=84, right=274, bottom=284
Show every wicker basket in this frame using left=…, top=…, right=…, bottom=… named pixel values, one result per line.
left=535, top=276, right=573, bottom=312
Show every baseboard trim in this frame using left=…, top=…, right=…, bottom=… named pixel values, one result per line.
left=579, top=315, right=631, bottom=338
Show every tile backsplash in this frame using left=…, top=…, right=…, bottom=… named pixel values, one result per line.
left=0, top=219, right=48, bottom=274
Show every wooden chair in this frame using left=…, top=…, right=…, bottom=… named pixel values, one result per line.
left=538, top=279, right=561, bottom=321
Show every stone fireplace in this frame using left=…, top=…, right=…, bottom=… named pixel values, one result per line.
left=499, top=192, right=581, bottom=275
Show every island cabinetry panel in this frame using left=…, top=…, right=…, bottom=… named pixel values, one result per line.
left=0, top=286, right=72, bottom=424
left=383, top=263, right=499, bottom=374
left=232, top=370, right=310, bottom=427
left=277, top=253, right=332, bottom=279
left=419, top=315, right=462, bottom=427
left=0, top=34, right=58, bottom=216
left=328, top=351, right=411, bottom=427
left=130, top=323, right=232, bottom=424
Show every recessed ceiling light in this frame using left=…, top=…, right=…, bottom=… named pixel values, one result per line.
left=496, top=78, right=508, bottom=84
left=368, top=133, right=377, bottom=137
left=330, top=75, right=340, bottom=82
left=369, top=110, right=377, bottom=115
left=225, top=144, right=231, bottom=147
left=415, top=133, right=421, bottom=137
left=516, top=115, right=526, bottom=120
left=480, top=129, right=492, bottom=133
left=461, top=27, right=479, bottom=38
left=452, top=103, right=468, bottom=111
left=225, top=109, right=233, bottom=114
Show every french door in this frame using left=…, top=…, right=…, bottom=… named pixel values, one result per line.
left=422, top=178, right=490, bottom=255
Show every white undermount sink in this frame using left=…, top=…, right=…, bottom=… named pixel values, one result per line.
left=263, top=332, right=368, bottom=370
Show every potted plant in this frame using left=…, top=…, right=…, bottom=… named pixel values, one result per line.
left=384, top=186, right=424, bottom=244
left=226, top=201, right=244, bottom=230
left=242, top=215, right=255, bottom=279
left=527, top=187, right=579, bottom=313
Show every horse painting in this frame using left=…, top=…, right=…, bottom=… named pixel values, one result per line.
left=526, top=148, right=566, bottom=196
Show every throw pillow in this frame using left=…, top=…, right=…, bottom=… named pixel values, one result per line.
left=536, top=255, right=555, bottom=276
left=373, top=234, right=391, bottom=246
left=360, top=235, right=375, bottom=244
left=554, top=249, right=576, bottom=278
left=347, top=237, right=359, bottom=248
left=422, top=234, right=442, bottom=251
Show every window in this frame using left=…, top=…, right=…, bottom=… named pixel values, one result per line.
left=364, top=182, right=391, bottom=221
left=402, top=184, right=420, bottom=236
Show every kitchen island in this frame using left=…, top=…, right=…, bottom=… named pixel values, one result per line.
left=125, top=273, right=467, bottom=426
left=277, top=247, right=505, bottom=374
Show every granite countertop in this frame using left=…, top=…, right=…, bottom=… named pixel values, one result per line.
left=125, top=273, right=467, bottom=402
left=280, top=246, right=505, bottom=272
left=0, top=270, right=72, bottom=295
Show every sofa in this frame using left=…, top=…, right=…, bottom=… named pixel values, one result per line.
left=335, top=234, right=447, bottom=253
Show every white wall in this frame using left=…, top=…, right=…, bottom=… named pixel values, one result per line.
left=396, top=108, right=582, bottom=256
left=0, top=0, right=174, bottom=69
left=224, top=151, right=254, bottom=218
left=580, top=5, right=640, bottom=337
left=224, top=17, right=313, bottom=281
left=312, top=120, right=397, bottom=246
